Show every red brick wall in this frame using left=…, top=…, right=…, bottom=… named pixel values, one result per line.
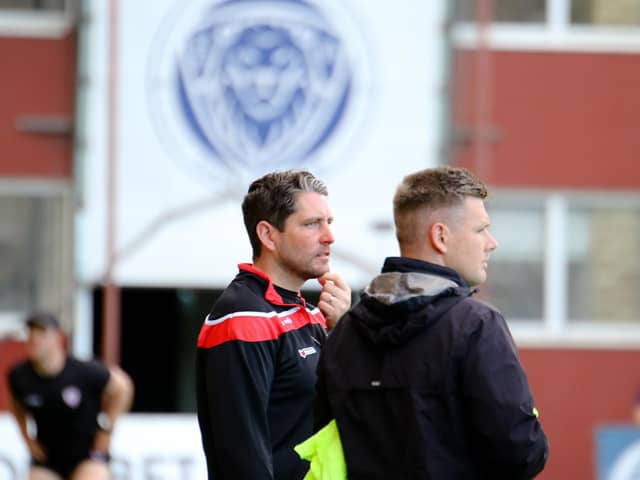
left=520, top=348, right=640, bottom=480
left=0, top=32, right=76, bottom=178
left=452, top=49, right=640, bottom=189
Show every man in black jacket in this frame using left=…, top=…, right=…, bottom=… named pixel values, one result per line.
left=314, top=166, right=549, bottom=479
left=196, top=170, right=351, bottom=479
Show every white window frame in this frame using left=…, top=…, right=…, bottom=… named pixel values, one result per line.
left=0, top=0, right=78, bottom=38
left=491, top=189, right=640, bottom=348
left=0, top=178, right=73, bottom=339
left=452, top=0, right=640, bottom=53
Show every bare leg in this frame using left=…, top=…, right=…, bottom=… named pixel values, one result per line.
left=29, top=466, right=63, bottom=480
left=70, top=459, right=110, bottom=480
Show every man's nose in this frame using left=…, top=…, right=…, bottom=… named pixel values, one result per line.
left=321, top=223, right=334, bottom=244
left=488, top=231, right=498, bottom=251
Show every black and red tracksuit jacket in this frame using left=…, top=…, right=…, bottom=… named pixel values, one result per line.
left=196, top=263, right=327, bottom=480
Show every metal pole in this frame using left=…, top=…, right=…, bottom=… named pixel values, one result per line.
left=473, top=0, right=493, bottom=181
left=102, top=0, right=121, bottom=366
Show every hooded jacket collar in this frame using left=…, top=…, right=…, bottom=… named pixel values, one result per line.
left=364, top=257, right=468, bottom=306
left=350, top=257, right=472, bottom=346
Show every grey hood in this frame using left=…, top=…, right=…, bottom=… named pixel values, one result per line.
left=349, top=261, right=472, bottom=346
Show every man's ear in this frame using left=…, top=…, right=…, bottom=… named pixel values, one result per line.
left=256, top=220, right=277, bottom=253
left=429, top=222, right=448, bottom=254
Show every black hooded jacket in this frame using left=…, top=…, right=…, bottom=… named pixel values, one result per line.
left=314, top=257, right=548, bottom=479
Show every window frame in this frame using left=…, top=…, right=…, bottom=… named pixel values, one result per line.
left=0, top=178, right=73, bottom=339
left=0, top=0, right=79, bottom=38
left=489, top=189, right=640, bottom=348
left=452, top=0, right=640, bottom=53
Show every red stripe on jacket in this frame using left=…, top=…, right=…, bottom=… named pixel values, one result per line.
left=197, top=307, right=326, bottom=349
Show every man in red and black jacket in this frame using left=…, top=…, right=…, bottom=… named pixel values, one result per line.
left=196, top=170, right=351, bottom=479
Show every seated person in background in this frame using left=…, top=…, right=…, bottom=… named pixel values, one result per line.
left=7, top=312, right=134, bottom=480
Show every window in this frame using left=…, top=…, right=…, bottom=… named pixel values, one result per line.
left=568, top=205, right=640, bottom=322
left=0, top=0, right=77, bottom=37
left=482, top=207, right=545, bottom=321
left=572, top=0, right=640, bottom=26
left=485, top=191, right=640, bottom=345
left=454, top=0, right=546, bottom=23
left=0, top=0, right=65, bottom=10
left=453, top=0, right=640, bottom=25
left=0, top=183, right=72, bottom=336
left=452, top=0, right=640, bottom=52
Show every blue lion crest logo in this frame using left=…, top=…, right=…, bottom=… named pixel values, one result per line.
left=173, top=0, right=353, bottom=175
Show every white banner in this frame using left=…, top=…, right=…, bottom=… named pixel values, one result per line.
left=76, top=0, right=446, bottom=288
left=0, top=413, right=206, bottom=480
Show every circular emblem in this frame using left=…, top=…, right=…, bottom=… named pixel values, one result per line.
left=62, top=386, right=82, bottom=408
left=147, top=0, right=370, bottom=186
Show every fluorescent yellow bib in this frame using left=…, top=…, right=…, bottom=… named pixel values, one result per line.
left=294, top=419, right=347, bottom=480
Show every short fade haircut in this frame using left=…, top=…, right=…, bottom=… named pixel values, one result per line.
left=242, top=170, right=328, bottom=259
left=393, top=166, right=488, bottom=246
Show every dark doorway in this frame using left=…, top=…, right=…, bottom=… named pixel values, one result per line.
left=93, top=287, right=219, bottom=413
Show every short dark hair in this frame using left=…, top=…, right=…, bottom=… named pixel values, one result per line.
left=25, top=311, right=61, bottom=330
left=242, top=170, right=328, bottom=258
left=393, top=166, right=488, bottom=245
